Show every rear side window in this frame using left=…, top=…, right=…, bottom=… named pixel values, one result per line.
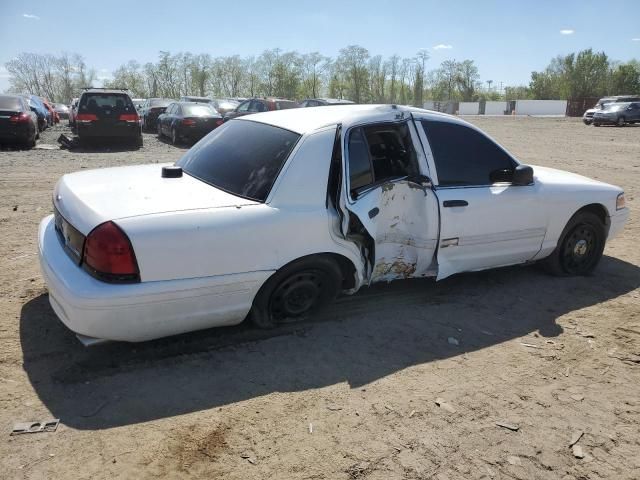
left=421, top=120, right=516, bottom=186
left=177, top=120, right=300, bottom=202
left=0, top=96, right=22, bottom=110
left=79, top=94, right=135, bottom=114
left=347, top=122, right=419, bottom=197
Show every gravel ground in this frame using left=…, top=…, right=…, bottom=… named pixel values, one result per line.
left=0, top=118, right=638, bottom=479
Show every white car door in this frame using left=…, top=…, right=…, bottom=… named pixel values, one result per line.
left=414, top=117, right=547, bottom=280
left=338, top=115, right=439, bottom=283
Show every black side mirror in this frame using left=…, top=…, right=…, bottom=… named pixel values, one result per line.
left=512, top=165, right=534, bottom=186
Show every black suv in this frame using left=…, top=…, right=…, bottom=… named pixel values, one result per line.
left=76, top=88, right=142, bottom=146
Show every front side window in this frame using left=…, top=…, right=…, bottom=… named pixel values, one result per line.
left=237, top=101, right=250, bottom=112
left=347, top=122, right=419, bottom=198
left=177, top=120, right=300, bottom=202
left=421, top=120, right=516, bottom=186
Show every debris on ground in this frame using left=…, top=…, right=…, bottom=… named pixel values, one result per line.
left=572, top=444, right=585, bottom=459
left=496, top=421, right=519, bottom=432
left=569, top=430, right=584, bottom=447
left=507, top=455, right=522, bottom=466
left=435, top=398, right=456, bottom=414
left=57, top=134, right=79, bottom=149
left=33, top=144, right=60, bottom=150
left=11, top=419, right=59, bottom=435
left=520, top=342, right=543, bottom=349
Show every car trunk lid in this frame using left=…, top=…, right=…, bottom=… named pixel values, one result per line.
left=53, top=163, right=258, bottom=235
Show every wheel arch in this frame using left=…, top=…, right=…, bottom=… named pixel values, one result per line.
left=572, top=203, right=611, bottom=233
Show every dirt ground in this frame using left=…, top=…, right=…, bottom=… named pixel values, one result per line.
left=0, top=117, right=638, bottom=480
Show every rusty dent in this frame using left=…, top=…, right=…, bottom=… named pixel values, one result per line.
left=372, top=260, right=417, bottom=279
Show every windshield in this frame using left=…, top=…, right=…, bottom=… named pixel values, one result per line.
left=183, top=104, right=216, bottom=116
left=150, top=99, right=172, bottom=107
left=0, top=96, right=22, bottom=110
left=177, top=120, right=300, bottom=202
left=604, top=103, right=626, bottom=111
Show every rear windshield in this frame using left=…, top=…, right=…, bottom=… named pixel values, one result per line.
left=0, top=96, right=22, bottom=110
left=79, top=93, right=135, bottom=114
left=276, top=101, right=298, bottom=110
left=150, top=99, right=172, bottom=107
left=177, top=120, right=300, bottom=202
left=183, top=104, right=215, bottom=116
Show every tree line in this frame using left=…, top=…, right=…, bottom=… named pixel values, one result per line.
left=4, top=47, right=639, bottom=104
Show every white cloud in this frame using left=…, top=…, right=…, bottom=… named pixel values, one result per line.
left=23, top=13, right=40, bottom=20
left=433, top=44, right=453, bottom=50
left=560, top=29, right=574, bottom=35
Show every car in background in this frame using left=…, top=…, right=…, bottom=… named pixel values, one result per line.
left=592, top=102, right=640, bottom=126
left=0, top=94, right=39, bottom=148
left=583, top=95, right=640, bottom=125
left=210, top=98, right=239, bottom=115
left=299, top=98, right=355, bottom=107
left=41, top=99, right=59, bottom=124
left=21, top=95, right=49, bottom=131
left=54, top=103, right=70, bottom=120
left=132, top=98, right=146, bottom=112
left=140, top=98, right=174, bottom=132
left=68, top=98, right=79, bottom=127
left=223, top=97, right=298, bottom=121
left=157, top=101, right=223, bottom=145
left=179, top=96, right=214, bottom=105
left=75, top=88, right=142, bottom=146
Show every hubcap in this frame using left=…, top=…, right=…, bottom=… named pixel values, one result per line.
left=562, top=224, right=598, bottom=273
left=573, top=239, right=588, bottom=256
left=270, top=271, right=324, bottom=320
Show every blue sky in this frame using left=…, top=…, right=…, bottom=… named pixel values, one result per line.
left=1, top=0, right=639, bottom=92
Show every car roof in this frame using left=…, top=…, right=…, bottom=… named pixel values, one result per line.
left=235, top=104, right=463, bottom=135
left=82, top=89, right=131, bottom=95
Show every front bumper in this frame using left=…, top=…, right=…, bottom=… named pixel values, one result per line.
left=38, top=215, right=271, bottom=343
left=608, top=208, right=629, bottom=240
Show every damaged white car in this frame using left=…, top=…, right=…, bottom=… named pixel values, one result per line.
left=38, top=105, right=629, bottom=344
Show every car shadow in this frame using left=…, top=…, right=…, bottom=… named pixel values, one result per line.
left=63, top=138, right=142, bottom=153
left=20, top=255, right=640, bottom=430
left=156, top=134, right=191, bottom=149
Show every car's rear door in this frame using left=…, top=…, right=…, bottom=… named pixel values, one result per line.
left=415, top=117, right=547, bottom=279
left=338, top=112, right=439, bottom=283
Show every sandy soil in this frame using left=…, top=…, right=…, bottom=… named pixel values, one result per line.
left=0, top=118, right=638, bottom=480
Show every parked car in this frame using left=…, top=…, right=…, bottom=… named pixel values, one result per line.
left=54, top=103, right=70, bottom=120
left=41, top=98, right=59, bottom=124
left=179, top=95, right=214, bottom=104
left=68, top=98, right=79, bottom=127
left=210, top=98, right=239, bottom=115
left=21, top=94, right=49, bottom=131
left=75, top=88, right=142, bottom=146
left=38, top=105, right=628, bottom=344
left=592, top=102, right=640, bottom=126
left=140, top=98, right=173, bottom=131
left=299, top=98, right=355, bottom=107
left=157, top=101, right=223, bottom=144
left=583, top=95, right=640, bottom=125
left=0, top=94, right=39, bottom=147
left=223, top=97, right=298, bottom=121
left=131, top=98, right=146, bottom=112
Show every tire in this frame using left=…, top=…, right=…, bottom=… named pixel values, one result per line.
left=250, top=256, right=343, bottom=329
left=542, top=212, right=606, bottom=276
left=593, top=123, right=600, bottom=127
left=25, top=132, right=36, bottom=149
left=617, top=116, right=625, bottom=127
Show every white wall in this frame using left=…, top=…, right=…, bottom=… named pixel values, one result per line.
left=485, top=101, right=506, bottom=115
left=458, top=102, right=479, bottom=115
left=423, top=101, right=436, bottom=111
left=514, top=100, right=567, bottom=116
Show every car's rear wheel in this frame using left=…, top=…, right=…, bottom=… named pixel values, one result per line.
left=542, top=211, right=606, bottom=276
left=250, top=256, right=343, bottom=329
left=617, top=116, right=625, bottom=127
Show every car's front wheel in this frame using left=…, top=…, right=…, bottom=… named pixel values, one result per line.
left=250, top=256, right=343, bottom=329
left=542, top=211, right=606, bottom=276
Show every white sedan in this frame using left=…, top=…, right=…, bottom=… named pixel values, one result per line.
left=38, top=105, right=629, bottom=345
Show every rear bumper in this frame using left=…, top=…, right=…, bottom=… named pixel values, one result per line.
left=77, top=122, right=141, bottom=138
left=38, top=215, right=272, bottom=343
left=0, top=125, right=31, bottom=141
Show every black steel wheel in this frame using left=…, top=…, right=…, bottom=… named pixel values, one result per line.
left=542, top=212, right=605, bottom=276
left=250, top=256, right=343, bottom=329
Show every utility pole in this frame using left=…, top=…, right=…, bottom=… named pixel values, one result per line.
left=487, top=80, right=493, bottom=91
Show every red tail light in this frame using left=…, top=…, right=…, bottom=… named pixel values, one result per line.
left=215, top=119, right=223, bottom=126
left=76, top=113, right=98, bottom=122
left=119, top=113, right=139, bottom=122
left=182, top=118, right=196, bottom=126
left=83, top=221, right=140, bottom=283
left=10, top=112, right=31, bottom=123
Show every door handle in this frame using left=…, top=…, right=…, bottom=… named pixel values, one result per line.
left=368, top=207, right=380, bottom=219
left=443, top=200, right=468, bottom=208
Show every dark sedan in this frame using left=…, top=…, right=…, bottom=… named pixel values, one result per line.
left=157, top=102, right=223, bottom=145
left=223, top=97, right=298, bottom=121
left=0, top=94, right=39, bottom=148
left=140, top=98, right=174, bottom=132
